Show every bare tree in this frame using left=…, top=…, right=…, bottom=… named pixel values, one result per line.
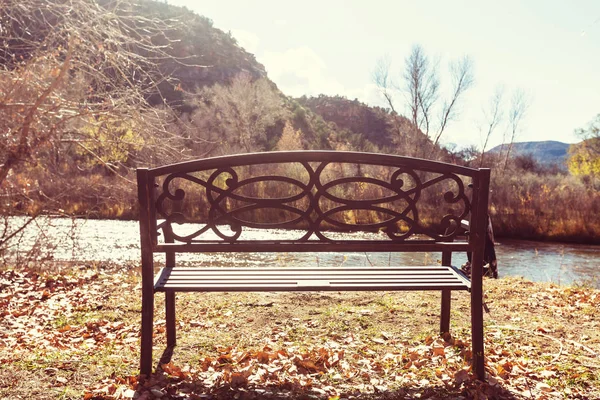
left=187, top=73, right=288, bottom=156
left=372, top=55, right=406, bottom=146
left=434, top=56, right=475, bottom=147
left=373, top=44, right=474, bottom=157
left=404, top=44, right=439, bottom=141
left=372, top=55, right=395, bottom=114
left=503, top=89, right=530, bottom=170
left=0, top=0, right=189, bottom=187
left=479, top=85, right=505, bottom=167
left=0, top=0, right=190, bottom=256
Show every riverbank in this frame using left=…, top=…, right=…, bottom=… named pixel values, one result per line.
left=3, top=161, right=600, bottom=245
left=0, top=263, right=598, bottom=399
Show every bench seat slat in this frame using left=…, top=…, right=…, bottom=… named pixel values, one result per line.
left=154, top=266, right=470, bottom=292
left=155, top=242, right=471, bottom=253
left=165, top=266, right=454, bottom=273
left=156, top=283, right=470, bottom=291
left=163, top=273, right=460, bottom=280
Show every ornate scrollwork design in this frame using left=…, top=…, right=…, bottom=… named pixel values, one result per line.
left=154, top=160, right=472, bottom=243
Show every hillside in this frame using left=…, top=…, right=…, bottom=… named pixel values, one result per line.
left=1, top=0, right=432, bottom=161
left=133, top=1, right=269, bottom=108
left=489, top=141, right=570, bottom=167
left=2, top=0, right=414, bottom=219
left=296, top=95, right=397, bottom=149
left=0, top=0, right=268, bottom=107
left=295, top=95, right=436, bottom=157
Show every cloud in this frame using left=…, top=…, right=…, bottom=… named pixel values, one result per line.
left=260, top=47, right=391, bottom=109
left=259, top=47, right=482, bottom=148
left=230, top=29, right=260, bottom=54
left=344, top=83, right=388, bottom=108
left=255, top=47, right=402, bottom=129
left=226, top=36, right=381, bottom=107
left=260, top=46, right=345, bottom=98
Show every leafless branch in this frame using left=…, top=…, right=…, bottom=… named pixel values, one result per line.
left=372, top=45, right=474, bottom=158
left=503, top=89, right=530, bottom=170
left=434, top=56, right=474, bottom=147
left=479, top=85, right=505, bottom=167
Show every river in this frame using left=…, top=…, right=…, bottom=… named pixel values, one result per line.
left=3, top=217, right=599, bottom=288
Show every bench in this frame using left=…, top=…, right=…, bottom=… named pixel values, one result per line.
left=136, top=150, right=491, bottom=380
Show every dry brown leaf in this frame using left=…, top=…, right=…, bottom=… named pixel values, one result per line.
left=230, top=372, right=248, bottom=387
left=432, top=346, right=445, bottom=356
left=454, top=369, right=471, bottom=385
left=295, top=358, right=321, bottom=373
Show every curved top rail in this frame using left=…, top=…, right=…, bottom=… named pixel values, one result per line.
left=147, top=150, right=482, bottom=177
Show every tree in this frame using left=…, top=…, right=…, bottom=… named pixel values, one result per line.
left=69, top=116, right=144, bottom=171
left=567, top=114, right=600, bottom=179
left=187, top=73, right=288, bottom=156
left=574, top=114, right=600, bottom=155
left=372, top=55, right=409, bottom=149
left=276, top=121, right=304, bottom=151
left=403, top=45, right=439, bottom=146
left=373, top=45, right=474, bottom=157
left=0, top=0, right=187, bottom=187
left=0, top=0, right=189, bottom=255
left=478, top=85, right=504, bottom=167
left=434, top=56, right=475, bottom=147
left=503, top=89, right=530, bottom=170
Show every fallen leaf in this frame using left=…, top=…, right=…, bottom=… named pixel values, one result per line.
left=454, top=369, right=471, bottom=385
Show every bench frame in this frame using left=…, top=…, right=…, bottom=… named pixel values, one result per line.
left=137, top=151, right=490, bottom=380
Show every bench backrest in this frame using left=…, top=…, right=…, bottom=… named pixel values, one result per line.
left=137, top=151, right=490, bottom=256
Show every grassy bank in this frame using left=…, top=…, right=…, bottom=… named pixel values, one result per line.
left=0, top=263, right=598, bottom=399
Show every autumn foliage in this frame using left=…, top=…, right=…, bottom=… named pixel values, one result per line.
left=1, top=265, right=598, bottom=399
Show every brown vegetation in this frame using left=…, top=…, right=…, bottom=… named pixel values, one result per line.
left=0, top=264, right=598, bottom=399
left=484, top=154, right=600, bottom=243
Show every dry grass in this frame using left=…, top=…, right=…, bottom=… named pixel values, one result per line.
left=4, top=161, right=600, bottom=243
left=490, top=171, right=600, bottom=243
left=0, top=264, right=598, bottom=399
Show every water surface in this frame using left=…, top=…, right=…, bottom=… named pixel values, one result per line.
left=3, top=217, right=598, bottom=287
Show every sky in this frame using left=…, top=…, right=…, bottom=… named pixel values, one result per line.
left=168, top=0, right=600, bottom=150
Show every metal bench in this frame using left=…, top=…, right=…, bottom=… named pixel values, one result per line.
left=137, top=151, right=490, bottom=380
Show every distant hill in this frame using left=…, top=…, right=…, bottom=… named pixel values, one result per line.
left=489, top=141, right=571, bottom=167
left=295, top=95, right=438, bottom=157
left=296, top=95, right=397, bottom=149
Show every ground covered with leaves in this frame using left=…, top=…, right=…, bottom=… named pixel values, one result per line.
left=0, top=264, right=598, bottom=399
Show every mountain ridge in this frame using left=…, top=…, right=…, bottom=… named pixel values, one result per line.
left=489, top=140, right=571, bottom=167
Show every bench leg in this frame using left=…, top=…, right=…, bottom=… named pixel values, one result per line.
left=166, top=291, right=176, bottom=347
left=440, top=289, right=451, bottom=334
left=140, top=288, right=154, bottom=376
left=440, top=250, right=452, bottom=334
left=472, top=280, right=485, bottom=380
left=471, top=257, right=486, bottom=381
